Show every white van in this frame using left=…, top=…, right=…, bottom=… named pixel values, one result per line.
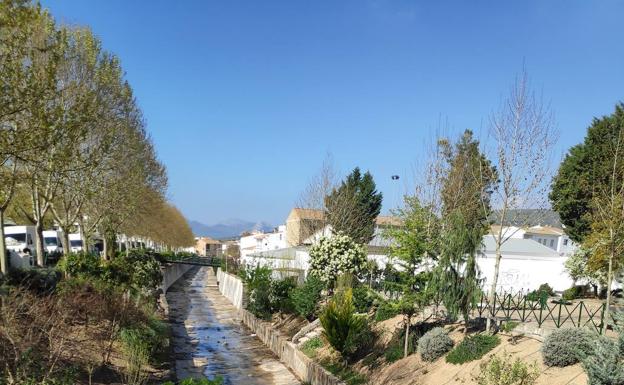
left=4, top=226, right=36, bottom=268
left=43, top=230, right=64, bottom=254
left=68, top=233, right=83, bottom=253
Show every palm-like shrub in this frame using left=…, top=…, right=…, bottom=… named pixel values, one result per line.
left=418, top=327, right=453, bottom=361
left=320, top=288, right=373, bottom=361
left=542, top=328, right=595, bottom=367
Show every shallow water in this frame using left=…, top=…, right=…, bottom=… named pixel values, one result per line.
left=166, top=267, right=300, bottom=385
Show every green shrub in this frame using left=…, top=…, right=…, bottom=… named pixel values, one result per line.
left=301, top=336, right=324, bottom=358
left=5, top=267, right=61, bottom=294
left=446, top=334, right=500, bottom=364
left=501, top=321, right=519, bottom=333
left=57, top=252, right=101, bottom=277
left=269, top=277, right=297, bottom=313
left=320, top=288, right=374, bottom=361
left=562, top=286, right=582, bottom=301
left=417, top=327, right=454, bottom=361
left=242, top=265, right=273, bottom=320
left=119, top=328, right=150, bottom=385
left=290, top=275, right=324, bottom=320
left=476, top=351, right=540, bottom=385
left=375, top=300, right=399, bottom=321
left=352, top=286, right=380, bottom=313
left=384, top=344, right=404, bottom=363
left=542, top=328, right=595, bottom=367
left=582, top=336, right=624, bottom=385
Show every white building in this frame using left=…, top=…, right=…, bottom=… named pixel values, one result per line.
left=240, top=225, right=287, bottom=261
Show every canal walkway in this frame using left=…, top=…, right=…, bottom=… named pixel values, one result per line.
left=166, top=267, right=301, bottom=385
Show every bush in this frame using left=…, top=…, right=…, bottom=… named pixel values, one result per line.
left=241, top=265, right=273, bottom=320
left=417, top=327, right=453, bottom=361
left=375, top=300, right=399, bottom=321
left=542, top=328, right=595, bottom=367
left=308, top=234, right=367, bottom=287
left=58, top=252, right=101, bottom=277
left=290, top=275, right=324, bottom=320
left=446, top=334, right=500, bottom=364
left=384, top=344, right=404, bottom=363
left=475, top=351, right=540, bottom=385
left=4, top=267, right=62, bottom=294
left=501, top=321, right=519, bottom=333
left=268, top=277, right=297, bottom=313
left=562, top=286, right=582, bottom=301
left=320, top=288, right=374, bottom=361
left=583, top=336, right=624, bottom=385
left=352, top=286, right=380, bottom=313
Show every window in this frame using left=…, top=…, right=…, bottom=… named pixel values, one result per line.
left=70, top=240, right=83, bottom=247
left=5, top=233, right=26, bottom=246
left=550, top=239, right=554, bottom=247
left=563, top=239, right=568, bottom=246
left=44, top=237, right=58, bottom=246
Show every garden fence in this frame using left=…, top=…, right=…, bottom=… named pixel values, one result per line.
left=473, top=291, right=607, bottom=334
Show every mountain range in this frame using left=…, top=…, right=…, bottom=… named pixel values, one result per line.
left=189, top=218, right=273, bottom=239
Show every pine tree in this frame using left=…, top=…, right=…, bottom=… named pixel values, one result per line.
left=325, top=167, right=382, bottom=244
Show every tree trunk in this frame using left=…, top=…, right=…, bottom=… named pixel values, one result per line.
left=35, top=219, right=45, bottom=266
left=603, top=229, right=615, bottom=332
left=61, top=226, right=71, bottom=255
left=0, top=210, right=7, bottom=275
left=486, top=241, right=502, bottom=332
left=404, top=315, right=410, bottom=358
left=103, top=237, right=109, bottom=260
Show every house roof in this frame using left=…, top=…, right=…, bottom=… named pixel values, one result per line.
left=288, top=208, right=400, bottom=226
left=196, top=237, right=221, bottom=245
left=481, top=235, right=560, bottom=258
left=525, top=225, right=564, bottom=236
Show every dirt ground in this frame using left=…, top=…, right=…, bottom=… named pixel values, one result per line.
left=365, top=316, right=586, bottom=385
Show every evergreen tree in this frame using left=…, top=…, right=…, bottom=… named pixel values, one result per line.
left=325, top=167, right=382, bottom=244
left=550, top=104, right=624, bottom=243
left=435, top=130, right=497, bottom=332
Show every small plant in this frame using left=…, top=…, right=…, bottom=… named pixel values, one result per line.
left=417, top=327, right=454, bottom=361
left=475, top=351, right=540, bottom=385
left=320, top=288, right=374, bottom=361
left=562, top=286, right=582, bottom=301
left=446, top=334, right=500, bottom=364
left=384, top=344, right=404, bottom=363
left=352, top=285, right=380, bottom=313
left=290, top=275, right=324, bottom=320
left=268, top=277, right=297, bottom=313
left=375, top=300, right=399, bottom=321
left=500, top=321, right=519, bottom=333
left=300, top=336, right=324, bottom=358
left=541, top=328, right=595, bottom=367
left=119, top=328, right=150, bottom=385
left=582, top=335, right=624, bottom=385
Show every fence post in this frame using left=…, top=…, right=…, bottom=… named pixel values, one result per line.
left=577, top=302, right=583, bottom=327
left=538, top=300, right=544, bottom=328
left=599, top=303, right=606, bottom=335
left=521, top=296, right=527, bottom=322
left=556, top=302, right=563, bottom=328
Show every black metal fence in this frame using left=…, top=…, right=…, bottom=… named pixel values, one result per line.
left=474, top=291, right=607, bottom=333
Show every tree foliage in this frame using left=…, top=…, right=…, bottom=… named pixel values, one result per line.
left=325, top=167, right=382, bottom=244
left=308, top=233, right=367, bottom=287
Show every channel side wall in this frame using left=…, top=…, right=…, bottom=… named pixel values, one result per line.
left=215, top=268, right=344, bottom=385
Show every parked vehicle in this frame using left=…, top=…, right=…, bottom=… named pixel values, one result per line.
left=43, top=230, right=63, bottom=254
left=68, top=233, right=83, bottom=253
left=4, top=226, right=36, bottom=268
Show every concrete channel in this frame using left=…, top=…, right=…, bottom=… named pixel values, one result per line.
left=166, top=267, right=301, bottom=385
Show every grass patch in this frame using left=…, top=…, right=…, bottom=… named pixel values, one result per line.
left=384, top=344, right=404, bottom=363
left=321, top=359, right=368, bottom=385
left=446, top=334, right=500, bottom=364
left=301, top=336, right=324, bottom=358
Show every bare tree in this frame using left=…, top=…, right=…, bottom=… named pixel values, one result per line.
left=486, top=70, right=557, bottom=330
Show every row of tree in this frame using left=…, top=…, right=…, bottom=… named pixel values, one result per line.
left=0, top=0, right=194, bottom=273
left=303, top=70, right=623, bottom=341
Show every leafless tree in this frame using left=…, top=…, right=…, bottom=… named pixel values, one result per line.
left=486, top=70, right=557, bottom=330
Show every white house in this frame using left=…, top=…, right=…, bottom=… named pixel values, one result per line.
left=240, top=225, right=287, bottom=261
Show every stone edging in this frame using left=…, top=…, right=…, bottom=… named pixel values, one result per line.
left=216, top=268, right=345, bottom=385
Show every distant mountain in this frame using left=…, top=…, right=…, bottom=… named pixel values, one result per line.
left=189, top=219, right=273, bottom=239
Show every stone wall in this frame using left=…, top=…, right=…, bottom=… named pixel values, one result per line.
left=161, top=263, right=194, bottom=293
left=215, top=268, right=344, bottom=385
left=216, top=268, right=245, bottom=309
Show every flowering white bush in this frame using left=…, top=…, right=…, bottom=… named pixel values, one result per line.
left=308, top=233, right=367, bottom=285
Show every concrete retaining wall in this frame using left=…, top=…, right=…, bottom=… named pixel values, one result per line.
left=216, top=268, right=245, bottom=309
left=161, top=263, right=194, bottom=293
left=216, top=268, right=344, bottom=385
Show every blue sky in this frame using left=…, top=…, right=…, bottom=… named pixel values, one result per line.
left=42, top=0, right=624, bottom=226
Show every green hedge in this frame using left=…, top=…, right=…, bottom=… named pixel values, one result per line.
left=446, top=334, right=500, bottom=364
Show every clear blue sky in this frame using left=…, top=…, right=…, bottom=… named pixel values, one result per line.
left=42, top=0, right=624, bottom=226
